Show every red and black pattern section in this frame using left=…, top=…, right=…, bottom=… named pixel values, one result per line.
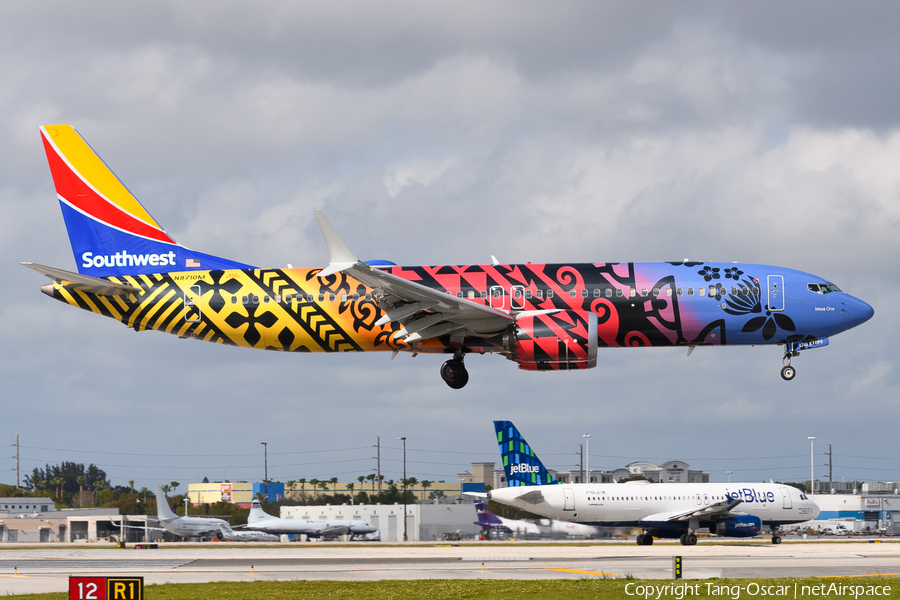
left=508, top=310, right=598, bottom=371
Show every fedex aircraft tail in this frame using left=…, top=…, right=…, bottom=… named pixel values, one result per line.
left=40, top=125, right=251, bottom=278
left=493, top=420, right=558, bottom=486
left=248, top=498, right=270, bottom=524
left=155, top=486, right=178, bottom=521
left=474, top=501, right=505, bottom=527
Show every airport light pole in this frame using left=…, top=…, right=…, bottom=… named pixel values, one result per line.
left=583, top=434, right=591, bottom=484
left=398, top=437, right=407, bottom=541
left=808, top=437, right=815, bottom=498
left=261, top=442, right=268, bottom=501
left=726, top=471, right=732, bottom=483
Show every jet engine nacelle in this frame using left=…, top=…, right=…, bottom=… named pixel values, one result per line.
left=714, top=515, right=761, bottom=537
left=505, top=311, right=598, bottom=371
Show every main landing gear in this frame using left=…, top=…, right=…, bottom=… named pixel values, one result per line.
left=679, top=533, right=698, bottom=546
left=440, top=354, right=469, bottom=389
left=636, top=532, right=653, bottom=546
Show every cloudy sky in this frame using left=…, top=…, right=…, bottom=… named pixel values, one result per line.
left=1, top=2, right=898, bottom=492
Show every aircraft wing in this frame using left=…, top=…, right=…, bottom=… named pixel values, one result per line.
left=22, top=262, right=141, bottom=296
left=315, top=210, right=519, bottom=344
left=642, top=497, right=744, bottom=523
left=108, top=518, right=167, bottom=532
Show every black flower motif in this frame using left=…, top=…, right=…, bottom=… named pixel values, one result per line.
left=707, top=283, right=725, bottom=301
left=741, top=305, right=796, bottom=341
left=698, top=266, right=721, bottom=281
left=724, top=278, right=762, bottom=316
left=723, top=267, right=744, bottom=280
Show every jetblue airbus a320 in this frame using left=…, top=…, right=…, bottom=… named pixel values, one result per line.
left=23, top=125, right=874, bottom=388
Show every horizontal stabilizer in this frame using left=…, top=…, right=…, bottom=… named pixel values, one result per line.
left=21, top=262, right=140, bottom=295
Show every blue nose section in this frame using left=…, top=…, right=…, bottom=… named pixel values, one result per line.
left=844, top=296, right=874, bottom=328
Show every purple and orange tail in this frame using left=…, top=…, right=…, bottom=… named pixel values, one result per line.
left=40, top=125, right=251, bottom=277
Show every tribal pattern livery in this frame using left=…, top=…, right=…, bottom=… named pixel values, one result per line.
left=24, top=125, right=874, bottom=388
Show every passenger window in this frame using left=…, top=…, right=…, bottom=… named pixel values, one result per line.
left=457, top=291, right=463, bottom=298
left=535, top=290, right=543, bottom=299
left=709, top=285, right=716, bottom=296
left=741, top=287, right=749, bottom=295
left=341, top=294, right=347, bottom=301
left=468, top=291, right=475, bottom=299
left=329, top=293, right=335, bottom=301
left=251, top=295, right=259, bottom=304
left=494, top=289, right=502, bottom=299
left=652, top=288, right=659, bottom=297
left=570, top=290, right=577, bottom=298
left=525, top=290, right=532, bottom=299
left=353, top=294, right=360, bottom=301
left=581, top=289, right=588, bottom=298
left=605, top=288, right=612, bottom=298
left=593, top=288, right=601, bottom=298
left=263, top=296, right=269, bottom=303
left=629, top=288, right=636, bottom=298
left=480, top=291, right=487, bottom=299
left=698, top=287, right=705, bottom=296
left=616, top=288, right=623, bottom=298
left=641, top=288, right=648, bottom=297
left=231, top=296, right=237, bottom=304
left=547, top=290, right=554, bottom=298
left=731, top=287, right=737, bottom=295
left=275, top=295, right=281, bottom=303
left=666, top=288, right=672, bottom=297
left=318, top=293, right=325, bottom=302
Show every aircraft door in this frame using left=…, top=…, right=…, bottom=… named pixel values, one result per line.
left=781, top=487, right=792, bottom=509
left=510, top=285, right=526, bottom=309
left=563, top=488, right=575, bottom=511
left=767, top=275, right=785, bottom=312
left=489, top=285, right=506, bottom=309
left=184, top=285, right=202, bottom=323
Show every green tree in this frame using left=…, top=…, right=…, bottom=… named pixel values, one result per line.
left=309, top=479, right=319, bottom=499
left=76, top=476, right=86, bottom=495
left=298, top=478, right=307, bottom=504
left=160, top=484, right=171, bottom=496
left=346, top=483, right=355, bottom=495
left=329, top=477, right=338, bottom=492
left=366, top=473, right=375, bottom=492
left=52, top=477, right=65, bottom=501
left=170, top=481, right=180, bottom=495
left=421, top=480, right=432, bottom=500
left=286, top=480, right=296, bottom=501
left=128, top=480, right=135, bottom=494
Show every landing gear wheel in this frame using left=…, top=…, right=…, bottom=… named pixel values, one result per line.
left=679, top=534, right=687, bottom=545
left=772, top=534, right=782, bottom=544
left=686, top=533, right=697, bottom=546
left=440, top=359, right=469, bottom=389
left=637, top=533, right=652, bottom=546
left=780, top=365, right=796, bottom=381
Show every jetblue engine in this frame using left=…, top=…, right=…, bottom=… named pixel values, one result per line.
left=504, top=311, right=598, bottom=371
left=714, top=515, right=761, bottom=537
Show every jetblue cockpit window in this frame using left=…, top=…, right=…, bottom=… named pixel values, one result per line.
left=809, top=283, right=843, bottom=294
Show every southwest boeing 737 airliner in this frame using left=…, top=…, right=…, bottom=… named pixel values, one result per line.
left=23, top=125, right=873, bottom=388
left=484, top=421, right=819, bottom=545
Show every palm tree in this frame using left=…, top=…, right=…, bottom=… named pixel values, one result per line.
left=128, top=480, right=135, bottom=495
left=170, top=481, right=180, bottom=495
left=421, top=480, right=432, bottom=500
left=76, top=476, right=86, bottom=495
left=346, top=483, right=355, bottom=495
left=286, top=480, right=296, bottom=500
left=52, top=477, right=64, bottom=501
left=160, top=484, right=171, bottom=496
left=329, top=477, right=338, bottom=493
left=139, top=487, right=149, bottom=503
left=309, top=479, right=319, bottom=499
left=298, top=478, right=307, bottom=503
left=318, top=480, right=329, bottom=496
left=357, top=475, right=365, bottom=490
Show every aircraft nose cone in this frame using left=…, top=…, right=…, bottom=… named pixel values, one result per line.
left=844, top=296, right=874, bottom=328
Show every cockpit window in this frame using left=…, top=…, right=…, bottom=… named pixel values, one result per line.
left=800, top=493, right=808, bottom=500
left=808, top=283, right=821, bottom=294
left=821, top=283, right=842, bottom=294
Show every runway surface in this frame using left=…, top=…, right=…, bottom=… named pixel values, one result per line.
left=1, top=539, right=898, bottom=595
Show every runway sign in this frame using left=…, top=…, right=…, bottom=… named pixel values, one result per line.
left=69, top=576, right=143, bottom=600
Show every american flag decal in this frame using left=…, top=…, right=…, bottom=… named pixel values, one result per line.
left=186, top=258, right=201, bottom=268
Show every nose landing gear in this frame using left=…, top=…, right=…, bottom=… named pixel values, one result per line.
left=781, top=347, right=799, bottom=381
left=440, top=354, right=469, bottom=389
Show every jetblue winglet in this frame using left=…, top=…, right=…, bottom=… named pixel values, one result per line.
left=315, top=209, right=360, bottom=277
left=493, top=421, right=559, bottom=486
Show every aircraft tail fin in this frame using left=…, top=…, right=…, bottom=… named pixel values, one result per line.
left=39, top=125, right=251, bottom=277
left=247, top=498, right=270, bottom=524
left=474, top=501, right=505, bottom=527
left=155, top=485, right=179, bottom=521
left=493, top=420, right=559, bottom=486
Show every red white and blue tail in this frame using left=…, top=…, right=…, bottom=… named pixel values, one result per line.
left=40, top=125, right=251, bottom=277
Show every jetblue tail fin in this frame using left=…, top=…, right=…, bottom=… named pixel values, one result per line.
left=493, top=420, right=558, bottom=486
left=155, top=485, right=178, bottom=521
left=40, top=125, right=251, bottom=277
left=474, top=501, right=505, bottom=527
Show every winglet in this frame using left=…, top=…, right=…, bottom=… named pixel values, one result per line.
left=315, top=209, right=360, bottom=277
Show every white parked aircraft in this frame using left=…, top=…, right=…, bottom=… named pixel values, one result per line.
left=113, top=486, right=277, bottom=542
left=487, top=421, right=820, bottom=546
left=244, top=499, right=378, bottom=538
